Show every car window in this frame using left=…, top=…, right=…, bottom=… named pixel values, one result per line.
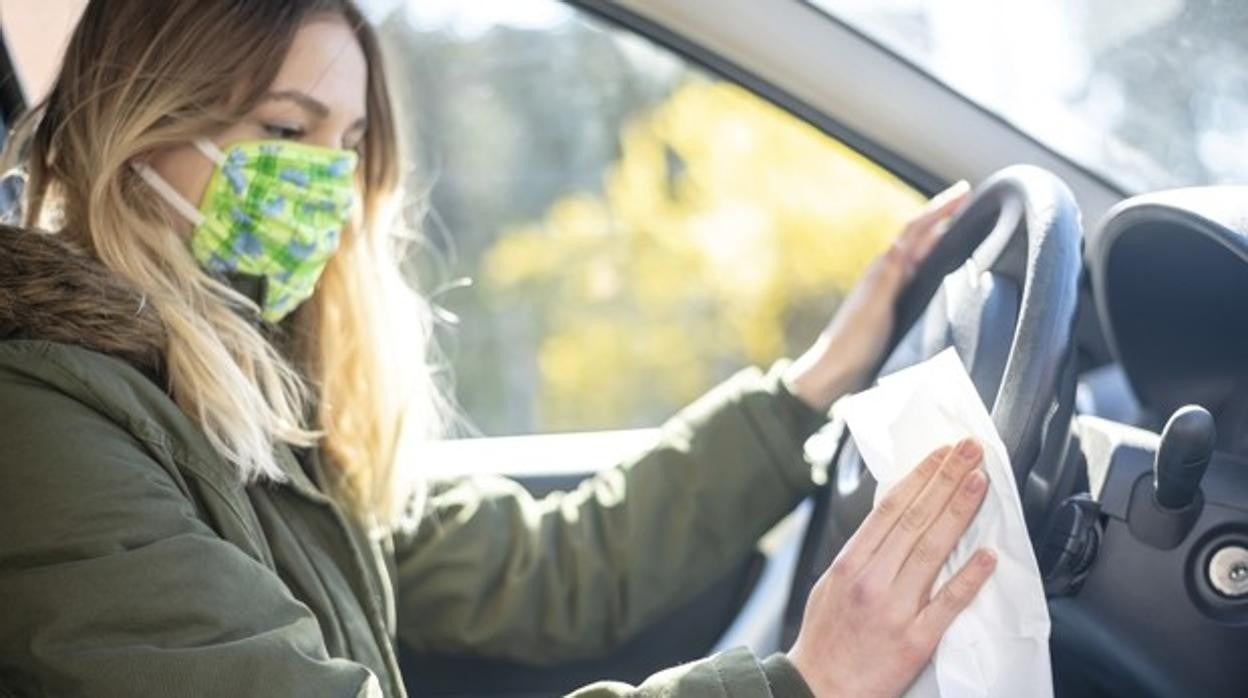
left=808, top=0, right=1248, bottom=193
left=377, top=0, right=923, bottom=436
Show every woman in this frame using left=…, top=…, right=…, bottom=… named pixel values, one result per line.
left=0, top=2, right=996, bottom=696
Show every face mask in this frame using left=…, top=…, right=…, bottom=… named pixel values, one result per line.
left=136, top=139, right=359, bottom=322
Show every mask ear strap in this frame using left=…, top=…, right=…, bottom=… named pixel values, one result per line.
left=130, top=138, right=228, bottom=227
left=133, top=162, right=206, bottom=227
left=193, top=138, right=228, bottom=165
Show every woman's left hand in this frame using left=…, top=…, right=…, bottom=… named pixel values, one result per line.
left=784, top=180, right=971, bottom=411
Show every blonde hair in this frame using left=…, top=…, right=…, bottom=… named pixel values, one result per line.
left=18, top=0, right=447, bottom=527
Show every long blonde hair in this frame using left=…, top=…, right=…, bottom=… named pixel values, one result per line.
left=19, top=0, right=446, bottom=527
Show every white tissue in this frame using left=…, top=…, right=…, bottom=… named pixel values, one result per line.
left=834, top=348, right=1053, bottom=698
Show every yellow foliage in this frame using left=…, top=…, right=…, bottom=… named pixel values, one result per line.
left=485, top=79, right=924, bottom=431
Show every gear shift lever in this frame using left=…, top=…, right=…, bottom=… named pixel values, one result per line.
left=1154, top=405, right=1216, bottom=511
left=1127, top=405, right=1215, bottom=549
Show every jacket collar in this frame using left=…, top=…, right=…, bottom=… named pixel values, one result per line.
left=0, top=226, right=166, bottom=372
left=0, top=227, right=279, bottom=368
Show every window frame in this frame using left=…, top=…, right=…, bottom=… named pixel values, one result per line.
left=400, top=0, right=942, bottom=444
left=374, top=0, right=944, bottom=468
left=567, top=0, right=949, bottom=197
left=797, top=0, right=1133, bottom=197
left=576, top=0, right=1126, bottom=225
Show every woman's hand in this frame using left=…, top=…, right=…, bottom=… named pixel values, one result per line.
left=788, top=440, right=996, bottom=698
left=784, top=181, right=971, bottom=411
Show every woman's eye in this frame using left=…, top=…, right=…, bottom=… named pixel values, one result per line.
left=262, top=123, right=305, bottom=140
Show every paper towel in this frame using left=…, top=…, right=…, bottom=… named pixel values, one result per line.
left=834, top=348, right=1053, bottom=698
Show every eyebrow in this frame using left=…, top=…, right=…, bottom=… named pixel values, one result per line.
left=261, top=90, right=367, bottom=132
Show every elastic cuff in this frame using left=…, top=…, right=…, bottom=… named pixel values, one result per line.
left=762, top=653, right=816, bottom=698
left=734, top=360, right=828, bottom=496
left=769, top=360, right=832, bottom=442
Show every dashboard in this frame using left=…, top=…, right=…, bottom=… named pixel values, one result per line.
left=1047, top=187, right=1248, bottom=698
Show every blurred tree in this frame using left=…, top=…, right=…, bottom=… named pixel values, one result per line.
left=376, top=6, right=923, bottom=435
left=484, top=79, right=923, bottom=430
left=378, top=16, right=688, bottom=434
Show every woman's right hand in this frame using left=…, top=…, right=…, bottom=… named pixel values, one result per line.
left=788, top=439, right=997, bottom=698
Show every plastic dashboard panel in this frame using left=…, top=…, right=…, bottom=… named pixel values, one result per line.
left=1089, top=187, right=1248, bottom=448
left=1051, top=188, right=1248, bottom=697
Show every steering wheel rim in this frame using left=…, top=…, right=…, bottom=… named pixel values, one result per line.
left=781, top=165, right=1084, bottom=647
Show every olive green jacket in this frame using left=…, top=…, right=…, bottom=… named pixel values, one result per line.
left=0, top=231, right=822, bottom=697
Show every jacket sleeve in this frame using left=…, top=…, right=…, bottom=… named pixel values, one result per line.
left=0, top=372, right=382, bottom=698
left=568, top=649, right=814, bottom=698
left=392, top=361, right=825, bottom=684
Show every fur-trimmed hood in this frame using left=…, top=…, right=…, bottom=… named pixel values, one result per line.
left=0, top=225, right=166, bottom=371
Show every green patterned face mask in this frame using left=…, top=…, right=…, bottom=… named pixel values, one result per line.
left=137, top=139, right=359, bottom=322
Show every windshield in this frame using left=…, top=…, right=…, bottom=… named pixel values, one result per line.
left=808, top=0, right=1248, bottom=193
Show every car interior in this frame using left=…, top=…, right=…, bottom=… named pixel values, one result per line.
left=1, top=1, right=1244, bottom=697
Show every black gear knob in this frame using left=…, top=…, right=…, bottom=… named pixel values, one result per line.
left=1154, top=405, right=1215, bottom=511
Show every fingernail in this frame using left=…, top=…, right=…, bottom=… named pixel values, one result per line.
left=977, top=549, right=997, bottom=568
left=956, top=438, right=981, bottom=461
left=965, top=470, right=987, bottom=494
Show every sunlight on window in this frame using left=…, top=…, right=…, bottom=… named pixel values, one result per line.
left=377, top=1, right=923, bottom=435
left=483, top=81, right=921, bottom=429
left=810, top=0, right=1248, bottom=190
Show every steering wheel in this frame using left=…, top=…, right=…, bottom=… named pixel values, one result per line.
left=781, top=165, right=1084, bottom=645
